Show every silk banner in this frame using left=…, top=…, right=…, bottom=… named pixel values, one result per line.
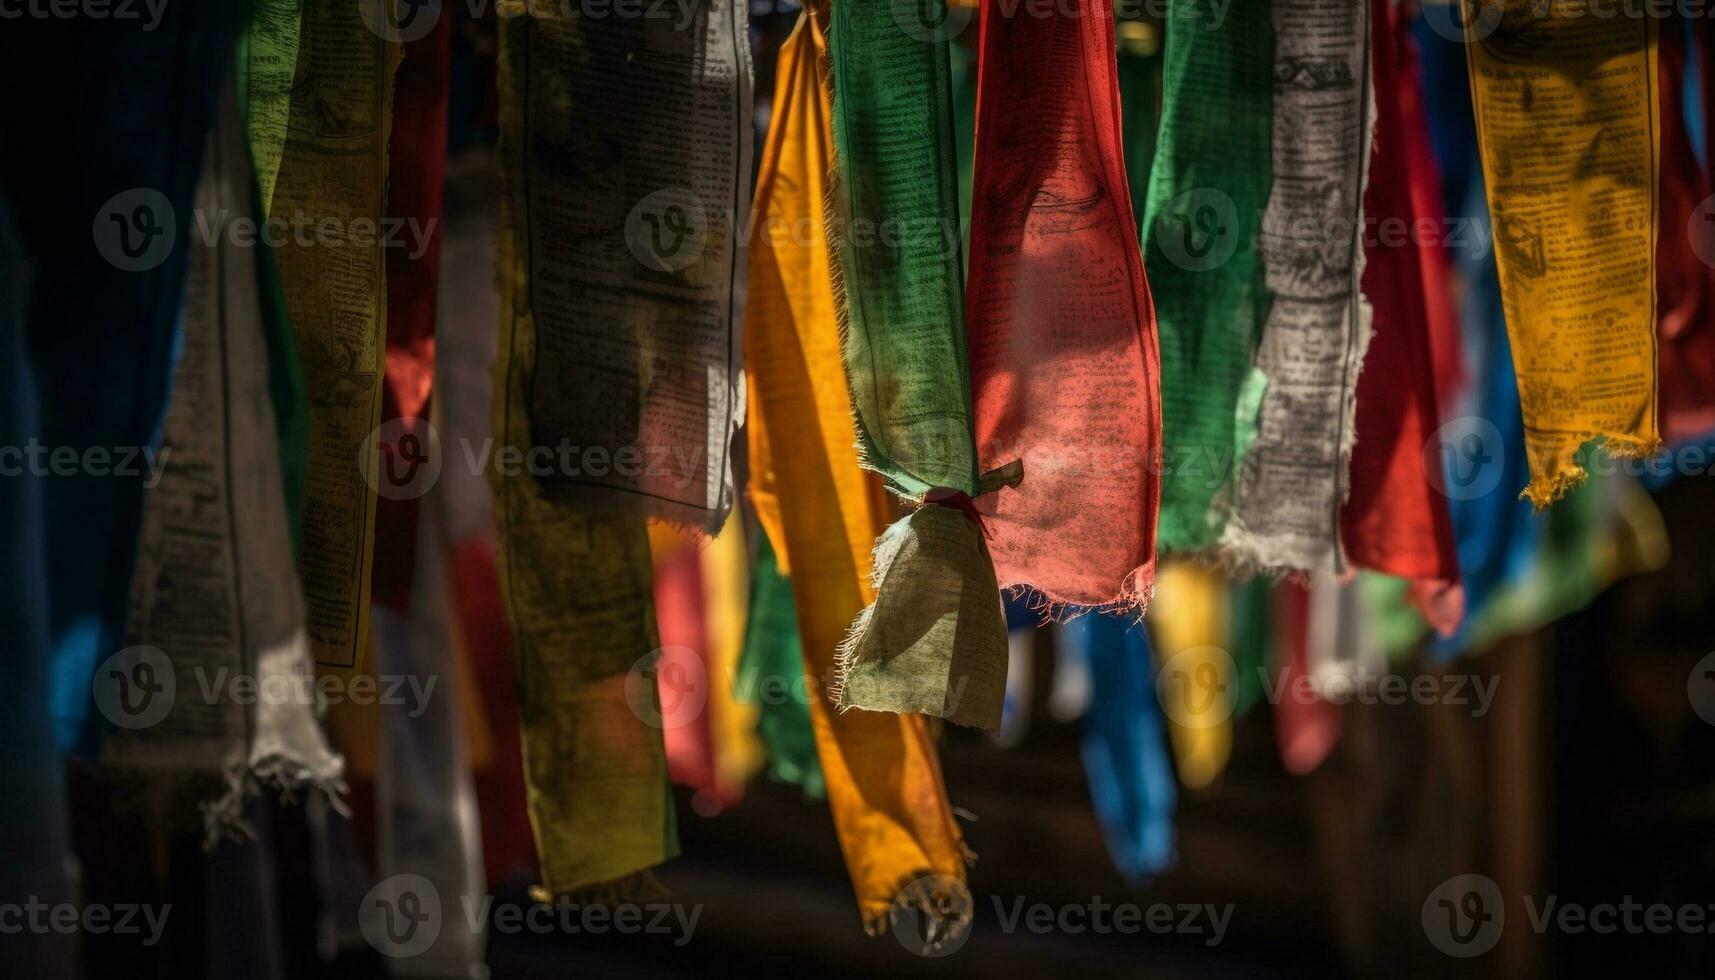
left=735, top=537, right=824, bottom=797
left=270, top=0, right=400, bottom=671
left=372, top=16, right=450, bottom=614
left=827, top=0, right=1008, bottom=729
left=1062, top=610, right=1177, bottom=883
left=8, top=6, right=243, bottom=751
left=108, top=84, right=344, bottom=841
left=1220, top=0, right=1372, bottom=575
left=509, top=0, right=750, bottom=534
left=238, top=0, right=300, bottom=215
left=965, top=0, right=1161, bottom=609
left=495, top=4, right=700, bottom=896
left=1142, top=0, right=1273, bottom=553
left=1342, top=0, right=1461, bottom=636
left=1465, top=3, right=1660, bottom=505
left=746, top=9, right=970, bottom=933
left=1657, top=18, right=1715, bottom=442
left=1149, top=561, right=1232, bottom=790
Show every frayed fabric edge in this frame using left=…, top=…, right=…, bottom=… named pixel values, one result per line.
left=1521, top=434, right=1662, bottom=510
left=528, top=868, right=672, bottom=908
left=201, top=755, right=349, bottom=851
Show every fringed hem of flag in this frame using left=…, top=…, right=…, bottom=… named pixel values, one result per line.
left=201, top=756, right=349, bottom=851
left=1521, top=434, right=1662, bottom=509
left=528, top=868, right=671, bottom=908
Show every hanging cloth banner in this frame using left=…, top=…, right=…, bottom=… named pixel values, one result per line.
left=826, top=0, right=1009, bottom=729
left=1342, top=0, right=1462, bottom=635
left=1465, top=4, right=1660, bottom=505
left=107, top=83, right=345, bottom=842
left=746, top=9, right=971, bottom=933
left=735, top=537, right=824, bottom=798
left=1656, top=18, right=1715, bottom=443
left=237, top=0, right=301, bottom=215
left=372, top=15, right=451, bottom=614
left=269, top=0, right=400, bottom=671
left=964, top=0, right=1161, bottom=609
left=17, top=6, right=243, bottom=752
left=1142, top=0, right=1273, bottom=554
left=1148, top=560, right=1232, bottom=790
left=1218, top=0, right=1373, bottom=575
left=508, top=0, right=750, bottom=535
left=496, top=1, right=726, bottom=897
left=1061, top=610, right=1178, bottom=884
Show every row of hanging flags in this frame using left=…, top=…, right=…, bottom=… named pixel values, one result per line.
left=10, top=0, right=1713, bottom=940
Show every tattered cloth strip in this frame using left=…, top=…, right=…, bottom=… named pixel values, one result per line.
left=506, top=0, right=751, bottom=534
left=1061, top=611, right=1177, bottom=883
left=649, top=525, right=719, bottom=805
left=736, top=537, right=825, bottom=798
left=372, top=15, right=451, bottom=613
left=495, top=5, right=703, bottom=898
left=827, top=0, right=1009, bottom=729
left=0, top=192, right=78, bottom=978
left=1272, top=578, right=1342, bottom=776
left=1148, top=561, right=1232, bottom=790
left=269, top=0, right=401, bottom=670
left=746, top=9, right=971, bottom=932
left=1656, top=18, right=1715, bottom=442
left=964, top=0, right=1161, bottom=609
left=1142, top=0, right=1273, bottom=554
left=1219, top=0, right=1373, bottom=575
left=6, top=5, right=243, bottom=752
left=1341, top=0, right=1461, bottom=636
left=697, top=517, right=763, bottom=809
left=237, top=0, right=300, bottom=215
left=107, top=83, right=345, bottom=845
left=1464, top=5, right=1661, bottom=505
